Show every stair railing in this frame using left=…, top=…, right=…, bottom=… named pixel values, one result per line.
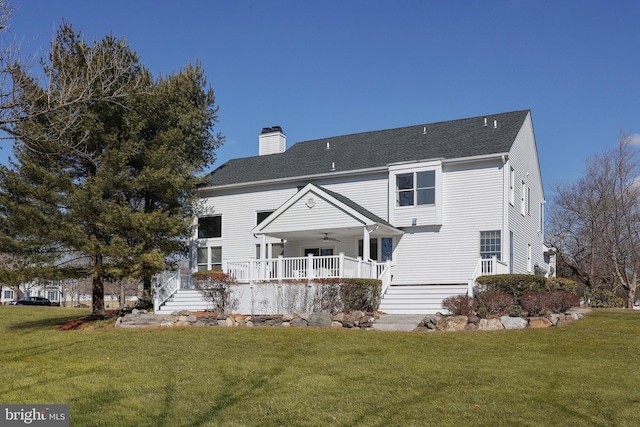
left=154, top=271, right=180, bottom=312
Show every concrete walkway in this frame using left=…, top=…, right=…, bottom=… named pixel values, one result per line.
left=371, top=314, right=426, bottom=332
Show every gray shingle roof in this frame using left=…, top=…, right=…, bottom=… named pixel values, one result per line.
left=202, top=110, right=529, bottom=187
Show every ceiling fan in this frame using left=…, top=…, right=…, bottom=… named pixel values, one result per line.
left=321, top=233, right=340, bottom=242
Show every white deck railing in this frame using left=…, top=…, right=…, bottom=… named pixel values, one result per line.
left=468, top=256, right=510, bottom=296
left=154, top=270, right=181, bottom=312
left=224, top=253, right=382, bottom=283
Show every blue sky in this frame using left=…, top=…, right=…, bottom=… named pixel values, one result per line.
left=4, top=0, right=639, bottom=194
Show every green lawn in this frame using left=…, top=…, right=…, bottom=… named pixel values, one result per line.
left=2, top=307, right=639, bottom=426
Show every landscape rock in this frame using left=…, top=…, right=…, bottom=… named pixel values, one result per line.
left=437, top=315, right=468, bottom=332
left=282, top=313, right=294, bottom=322
left=307, top=312, right=333, bottom=327
left=330, top=321, right=343, bottom=328
left=478, top=318, right=503, bottom=331
left=290, top=318, right=307, bottom=327
left=528, top=317, right=552, bottom=328
left=500, top=316, right=528, bottom=330
left=549, top=313, right=565, bottom=326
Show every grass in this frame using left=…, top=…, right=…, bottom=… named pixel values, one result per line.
left=2, top=307, right=640, bottom=426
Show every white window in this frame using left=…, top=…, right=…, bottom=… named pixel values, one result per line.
left=539, top=202, right=544, bottom=233
left=4, top=289, right=13, bottom=300
left=480, top=231, right=501, bottom=260
left=197, top=246, right=222, bottom=271
left=527, top=187, right=531, bottom=216
left=527, top=244, right=532, bottom=272
left=396, top=170, right=435, bottom=207
left=521, top=181, right=526, bottom=216
left=509, top=167, right=515, bottom=205
left=47, top=291, right=59, bottom=301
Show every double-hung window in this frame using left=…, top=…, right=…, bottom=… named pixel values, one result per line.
left=197, top=246, right=222, bottom=271
left=396, top=170, right=435, bottom=207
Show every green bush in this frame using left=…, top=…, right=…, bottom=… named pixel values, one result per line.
left=476, top=275, right=579, bottom=301
left=545, top=277, right=579, bottom=294
left=476, top=274, right=548, bottom=299
left=442, top=294, right=477, bottom=316
left=586, top=288, right=625, bottom=308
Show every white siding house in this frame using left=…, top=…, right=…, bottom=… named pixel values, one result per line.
left=155, top=110, right=550, bottom=314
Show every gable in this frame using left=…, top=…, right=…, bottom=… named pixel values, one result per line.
left=252, top=183, right=402, bottom=240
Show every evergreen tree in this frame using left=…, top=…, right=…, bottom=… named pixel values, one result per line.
left=0, top=24, right=223, bottom=315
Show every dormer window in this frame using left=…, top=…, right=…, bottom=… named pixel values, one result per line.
left=396, top=170, right=435, bottom=207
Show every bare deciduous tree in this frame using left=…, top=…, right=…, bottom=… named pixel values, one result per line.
left=549, top=135, right=640, bottom=308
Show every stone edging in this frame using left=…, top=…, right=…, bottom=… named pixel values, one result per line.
left=416, top=308, right=591, bottom=332
left=114, top=309, right=380, bottom=329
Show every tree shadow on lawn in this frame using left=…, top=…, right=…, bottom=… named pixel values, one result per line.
left=4, top=310, right=119, bottom=331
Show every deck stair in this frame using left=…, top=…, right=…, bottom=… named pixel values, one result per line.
left=378, top=284, right=468, bottom=314
left=155, top=289, right=211, bottom=314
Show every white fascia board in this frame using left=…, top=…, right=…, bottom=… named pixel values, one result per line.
left=198, top=166, right=389, bottom=192
left=442, top=152, right=509, bottom=166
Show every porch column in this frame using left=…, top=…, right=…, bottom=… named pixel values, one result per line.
left=362, top=226, right=370, bottom=261
left=260, top=234, right=266, bottom=279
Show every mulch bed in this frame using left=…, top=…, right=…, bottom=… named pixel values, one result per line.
left=57, top=310, right=121, bottom=330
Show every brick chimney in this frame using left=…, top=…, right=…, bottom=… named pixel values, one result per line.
left=259, top=126, right=286, bottom=155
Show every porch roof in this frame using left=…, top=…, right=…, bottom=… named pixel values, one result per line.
left=252, top=183, right=403, bottom=241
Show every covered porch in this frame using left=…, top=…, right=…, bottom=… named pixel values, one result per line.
left=239, top=183, right=403, bottom=287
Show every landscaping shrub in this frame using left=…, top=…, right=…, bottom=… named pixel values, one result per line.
left=193, top=270, right=236, bottom=313
left=585, top=288, right=625, bottom=308
left=476, top=274, right=548, bottom=299
left=442, top=294, right=477, bottom=316
left=545, top=277, right=579, bottom=294
left=545, top=290, right=580, bottom=313
left=520, top=293, right=548, bottom=317
left=481, top=292, right=515, bottom=316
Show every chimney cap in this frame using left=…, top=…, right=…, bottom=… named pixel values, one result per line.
left=261, top=126, right=284, bottom=135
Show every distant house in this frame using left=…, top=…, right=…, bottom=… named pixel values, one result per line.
left=155, top=110, right=550, bottom=314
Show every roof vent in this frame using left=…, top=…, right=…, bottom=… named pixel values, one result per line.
left=493, top=120, right=498, bottom=129
left=483, top=118, right=488, bottom=127
left=422, top=126, right=427, bottom=135
left=326, top=142, right=330, bottom=150
left=330, top=162, right=335, bottom=171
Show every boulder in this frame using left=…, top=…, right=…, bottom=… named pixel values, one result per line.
left=225, top=317, right=235, bottom=327
left=307, top=312, right=333, bottom=327
left=333, top=312, right=345, bottom=322
left=436, top=315, right=468, bottom=332
left=478, top=318, right=503, bottom=331
left=500, top=316, right=528, bottom=330
left=549, top=313, right=565, bottom=326
left=330, top=321, right=343, bottom=328
left=282, top=313, right=294, bottom=322
left=528, top=317, right=552, bottom=328
left=290, top=318, right=307, bottom=327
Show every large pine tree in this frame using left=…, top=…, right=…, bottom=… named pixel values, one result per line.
left=0, top=23, right=223, bottom=315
